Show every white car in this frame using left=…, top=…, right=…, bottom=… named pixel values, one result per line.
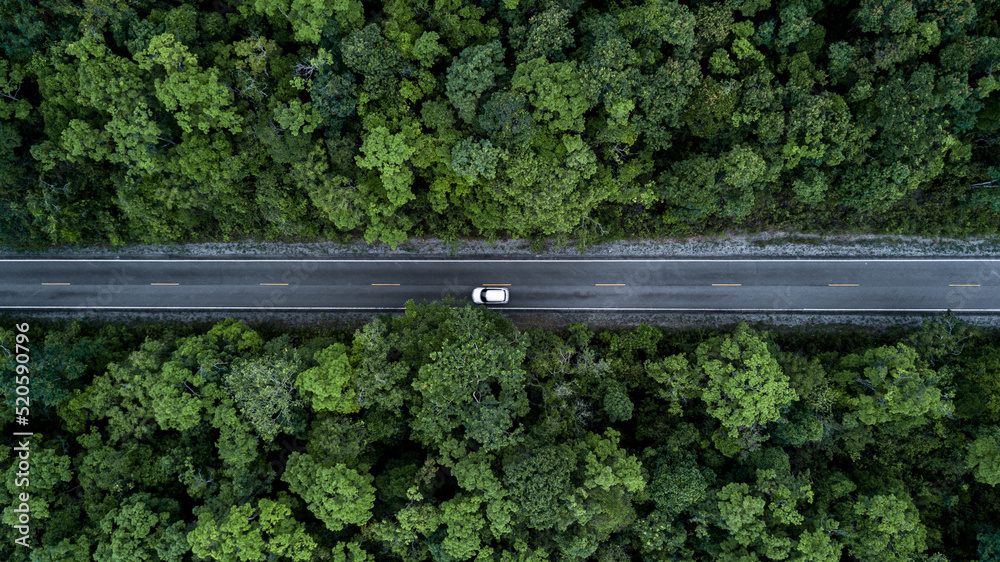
left=472, top=287, right=509, bottom=304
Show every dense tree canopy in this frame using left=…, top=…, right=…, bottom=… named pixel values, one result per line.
left=0, top=0, right=998, bottom=249
left=2, top=307, right=1000, bottom=560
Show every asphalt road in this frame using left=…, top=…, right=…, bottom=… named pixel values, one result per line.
left=0, top=258, right=998, bottom=313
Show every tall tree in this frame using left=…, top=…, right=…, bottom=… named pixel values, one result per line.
left=697, top=324, right=798, bottom=450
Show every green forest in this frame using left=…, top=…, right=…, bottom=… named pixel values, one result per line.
left=1, top=305, right=999, bottom=560
left=1, top=0, right=999, bottom=249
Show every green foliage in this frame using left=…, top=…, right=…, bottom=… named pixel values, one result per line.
left=695, top=3, right=734, bottom=50
left=282, top=452, right=376, bottom=532
left=95, top=494, right=188, bottom=562
left=410, top=306, right=530, bottom=453
left=355, top=125, right=417, bottom=206
left=602, top=380, right=634, bottom=422
left=2, top=436, right=72, bottom=525
left=450, top=137, right=504, bottom=182
left=980, top=528, right=1000, bottom=561
left=0, top=0, right=994, bottom=252
left=224, top=352, right=304, bottom=442
left=697, top=324, right=798, bottom=445
left=777, top=4, right=815, bottom=48
left=138, top=33, right=240, bottom=135
left=341, top=23, right=407, bottom=100
left=510, top=7, right=575, bottom=63
left=245, top=0, right=335, bottom=44
left=966, top=425, right=1000, bottom=486
left=470, top=137, right=604, bottom=237
left=445, top=40, right=507, bottom=123
left=479, top=89, right=537, bottom=148
left=5, top=311, right=1000, bottom=560
left=503, top=443, right=575, bottom=530
left=188, top=496, right=316, bottom=561
left=717, top=482, right=767, bottom=547
left=615, top=0, right=697, bottom=59
left=633, top=57, right=700, bottom=151
left=512, top=57, right=591, bottom=133
left=296, top=343, right=358, bottom=414
left=838, top=343, right=954, bottom=429
left=846, top=492, right=928, bottom=561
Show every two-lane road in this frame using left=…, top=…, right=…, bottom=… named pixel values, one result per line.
left=1, top=258, right=998, bottom=313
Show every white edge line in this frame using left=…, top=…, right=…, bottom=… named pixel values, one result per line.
left=1, top=259, right=1000, bottom=263
left=2, top=306, right=1000, bottom=312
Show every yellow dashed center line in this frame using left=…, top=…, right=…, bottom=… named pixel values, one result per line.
left=828, top=284, right=859, bottom=287
left=371, top=283, right=400, bottom=286
left=595, top=283, right=626, bottom=286
left=150, top=283, right=179, bottom=286
left=949, top=284, right=980, bottom=287
left=482, top=283, right=511, bottom=286
left=259, top=283, right=289, bottom=286
left=41, top=282, right=70, bottom=285
left=712, top=283, right=742, bottom=286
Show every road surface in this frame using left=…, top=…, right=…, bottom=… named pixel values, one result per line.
left=0, top=258, right=998, bottom=313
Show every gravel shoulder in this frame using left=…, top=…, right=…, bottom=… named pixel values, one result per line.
left=5, top=232, right=1000, bottom=331
left=4, top=231, right=1000, bottom=259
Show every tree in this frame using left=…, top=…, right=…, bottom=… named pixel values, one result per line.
left=633, top=57, right=701, bottom=151
left=417, top=0, right=500, bottom=50
left=309, top=70, right=358, bottom=131
left=449, top=450, right=514, bottom=540
left=468, top=130, right=608, bottom=237
left=210, top=400, right=263, bottom=472
left=243, top=0, right=336, bottom=44
left=502, top=443, right=576, bottom=531
left=838, top=343, right=954, bottom=430
left=980, top=528, right=1000, bottom=561
left=412, top=31, right=448, bottom=68
left=845, top=492, right=928, bottom=561
left=478, top=89, right=537, bottom=148
left=966, top=425, right=1000, bottom=486
left=717, top=482, right=768, bottom=549
left=136, top=33, right=241, bottom=135
left=341, top=23, right=408, bottom=100
left=682, top=75, right=740, bottom=139
left=614, top=0, right=697, bottom=60
left=1, top=435, right=72, bottom=525
left=434, top=494, right=492, bottom=560
left=445, top=41, right=507, bottom=123
left=0, top=0, right=48, bottom=63
left=695, top=3, right=735, bottom=50
left=296, top=343, right=358, bottom=414
left=645, top=353, right=704, bottom=416
left=410, top=306, right=530, bottom=453
left=567, top=428, right=646, bottom=537
left=187, top=496, right=317, bottom=561
left=224, top=352, right=304, bottom=443
left=50, top=34, right=161, bottom=175
left=70, top=338, right=172, bottom=443
left=792, top=528, right=843, bottom=561
left=450, top=137, right=505, bottom=183
left=510, top=7, right=575, bottom=63
left=658, top=146, right=763, bottom=224
left=697, top=324, right=798, bottom=447
left=349, top=316, right=413, bottom=441
left=282, top=452, right=376, bottom=532
left=354, top=125, right=417, bottom=210
left=94, top=494, right=188, bottom=562
left=602, top=380, right=634, bottom=422
left=904, top=312, right=978, bottom=366
left=511, top=57, right=591, bottom=133
left=777, top=3, right=815, bottom=49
